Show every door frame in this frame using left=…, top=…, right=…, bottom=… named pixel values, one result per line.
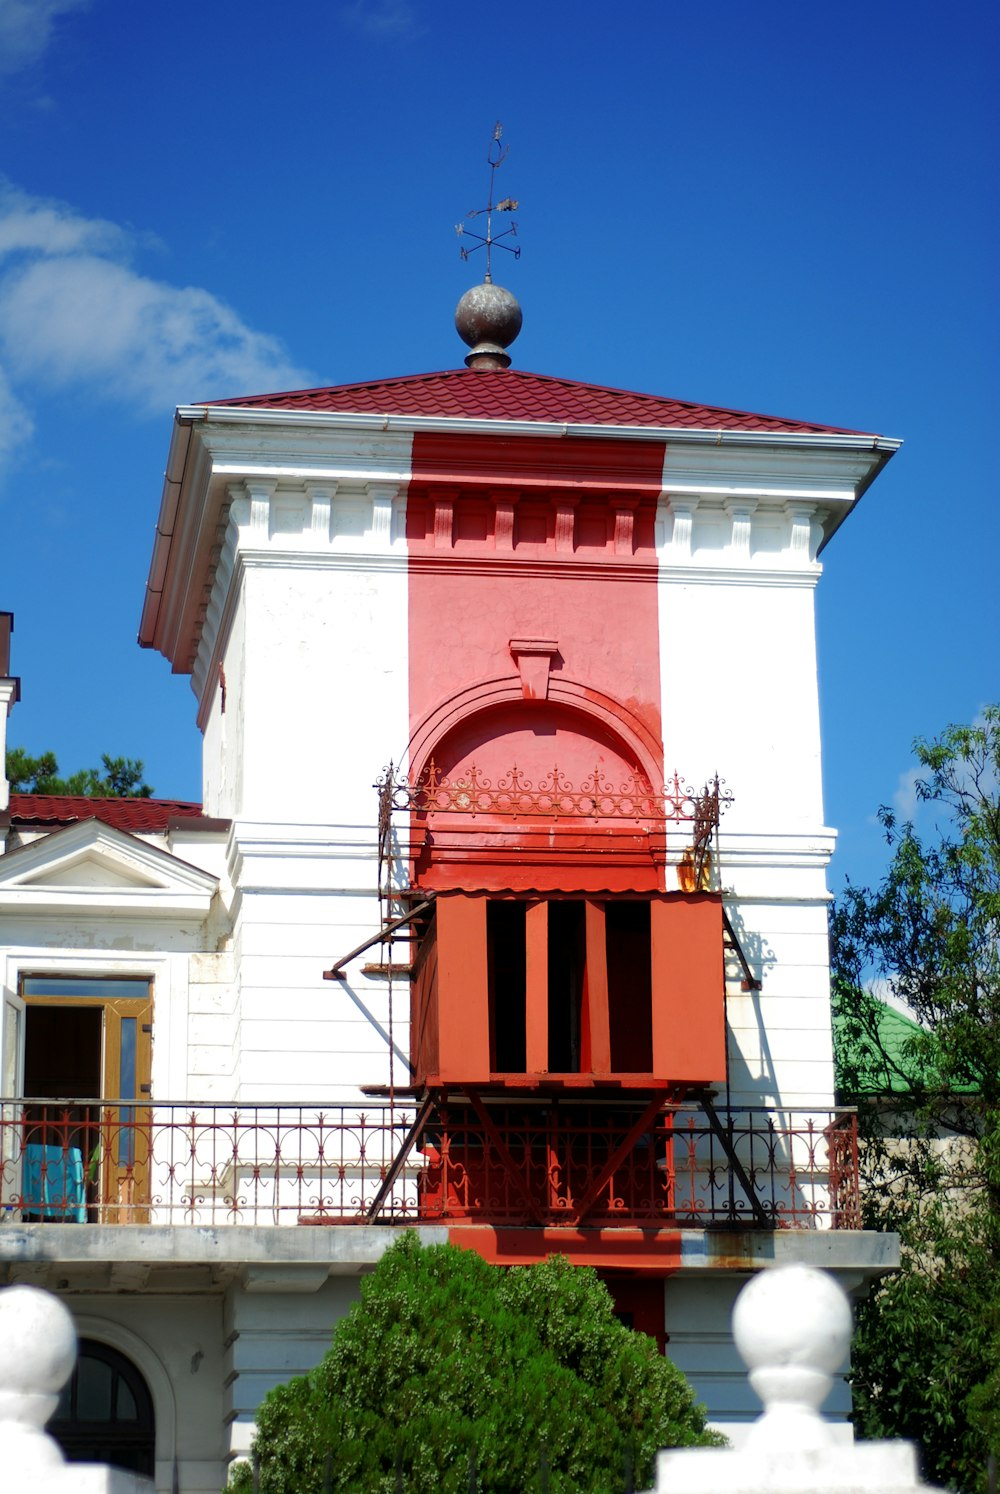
left=2, top=988, right=26, bottom=1214
left=18, top=974, right=153, bottom=1222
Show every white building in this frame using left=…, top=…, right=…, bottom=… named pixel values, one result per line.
left=0, top=292, right=899, bottom=1491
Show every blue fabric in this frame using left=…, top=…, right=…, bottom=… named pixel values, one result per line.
left=22, top=1143, right=86, bottom=1222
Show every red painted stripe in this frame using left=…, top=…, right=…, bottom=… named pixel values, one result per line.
left=406, top=430, right=666, bottom=893
left=446, top=1224, right=683, bottom=1274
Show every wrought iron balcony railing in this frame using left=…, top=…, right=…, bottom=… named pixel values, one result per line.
left=0, top=1100, right=859, bottom=1231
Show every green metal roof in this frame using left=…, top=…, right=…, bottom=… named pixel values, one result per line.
left=833, top=994, right=980, bottom=1098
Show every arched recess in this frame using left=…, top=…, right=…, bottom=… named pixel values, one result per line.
left=63, top=1314, right=177, bottom=1478
left=407, top=674, right=664, bottom=792
left=403, top=679, right=671, bottom=897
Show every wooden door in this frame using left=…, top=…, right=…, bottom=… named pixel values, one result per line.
left=20, top=977, right=152, bottom=1223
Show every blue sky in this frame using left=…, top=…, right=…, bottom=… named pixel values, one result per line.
left=0, top=0, right=996, bottom=893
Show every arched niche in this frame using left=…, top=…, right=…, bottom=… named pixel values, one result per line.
left=408, top=675, right=664, bottom=803
left=406, top=691, right=668, bottom=897
left=428, top=699, right=650, bottom=801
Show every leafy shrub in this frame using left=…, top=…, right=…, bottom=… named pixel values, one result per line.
left=227, top=1233, right=719, bottom=1492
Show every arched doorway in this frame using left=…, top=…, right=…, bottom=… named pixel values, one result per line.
left=49, top=1338, right=155, bottom=1477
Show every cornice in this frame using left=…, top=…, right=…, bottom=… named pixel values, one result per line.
left=657, top=564, right=820, bottom=589
left=178, top=403, right=902, bottom=455
left=407, top=553, right=659, bottom=582
left=715, top=831, right=838, bottom=873
left=226, top=823, right=380, bottom=886
left=145, top=402, right=895, bottom=676
left=191, top=421, right=414, bottom=486
left=234, top=547, right=409, bottom=574
left=0, top=889, right=216, bottom=919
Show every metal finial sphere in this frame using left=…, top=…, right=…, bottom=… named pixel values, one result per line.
left=455, top=282, right=522, bottom=370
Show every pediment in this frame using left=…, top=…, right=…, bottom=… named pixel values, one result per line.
left=0, top=818, right=218, bottom=916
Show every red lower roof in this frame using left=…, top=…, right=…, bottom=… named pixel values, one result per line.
left=206, top=367, right=870, bottom=436
left=7, top=796, right=206, bottom=833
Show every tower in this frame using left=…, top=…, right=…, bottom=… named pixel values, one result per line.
left=0, top=150, right=900, bottom=1476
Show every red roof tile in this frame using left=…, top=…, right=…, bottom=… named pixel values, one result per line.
left=8, top=796, right=206, bottom=833
left=206, top=367, right=870, bottom=436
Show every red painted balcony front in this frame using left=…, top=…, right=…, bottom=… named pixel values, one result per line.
left=410, top=892, right=727, bottom=1090
left=374, top=763, right=733, bottom=1093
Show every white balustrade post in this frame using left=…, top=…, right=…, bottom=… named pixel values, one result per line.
left=0, top=1285, right=154, bottom=1492
left=0, top=1284, right=77, bottom=1477
left=733, top=1262, right=853, bottom=1454
left=655, top=1264, right=947, bottom=1494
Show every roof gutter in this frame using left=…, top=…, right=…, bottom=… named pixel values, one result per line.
left=138, top=411, right=204, bottom=649
left=816, top=436, right=900, bottom=554
left=176, top=403, right=902, bottom=456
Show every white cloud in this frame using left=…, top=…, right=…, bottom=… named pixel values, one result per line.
left=0, top=0, right=90, bottom=77
left=891, top=707, right=999, bottom=828
left=893, top=764, right=921, bottom=821
left=0, top=255, right=309, bottom=410
left=0, top=183, right=126, bottom=258
left=0, top=182, right=312, bottom=478
left=341, top=0, right=421, bottom=38
left=0, top=365, right=34, bottom=464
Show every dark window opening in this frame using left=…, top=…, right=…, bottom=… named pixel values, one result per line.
left=24, top=1006, right=102, bottom=1098
left=477, top=896, right=659, bottom=1078
left=487, top=902, right=526, bottom=1072
left=548, top=900, right=586, bottom=1072
left=606, top=901, right=653, bottom=1072
left=49, top=1339, right=155, bottom=1477
left=19, top=979, right=153, bottom=1225
left=22, top=1009, right=103, bottom=1223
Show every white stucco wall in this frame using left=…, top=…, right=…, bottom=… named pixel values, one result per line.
left=190, top=470, right=412, bottom=1103
left=657, top=482, right=839, bottom=1113
left=222, top=1275, right=364, bottom=1464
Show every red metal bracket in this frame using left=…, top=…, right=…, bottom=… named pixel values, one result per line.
left=466, top=1090, right=547, bottom=1226
left=563, top=1090, right=670, bottom=1226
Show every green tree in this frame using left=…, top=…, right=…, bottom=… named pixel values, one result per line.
left=227, top=1234, right=719, bottom=1493
left=5, top=747, right=152, bottom=797
left=831, top=707, right=1000, bottom=1493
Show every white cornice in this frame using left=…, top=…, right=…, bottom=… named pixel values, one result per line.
left=716, top=828, right=838, bottom=873
left=177, top=404, right=901, bottom=455
left=236, top=548, right=410, bottom=574
left=657, top=565, right=820, bottom=589
left=142, top=403, right=898, bottom=673
left=227, top=824, right=380, bottom=889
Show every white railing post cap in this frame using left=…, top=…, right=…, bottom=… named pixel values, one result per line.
left=0, top=1284, right=77, bottom=1473
left=655, top=1264, right=947, bottom=1493
left=732, top=1262, right=852, bottom=1451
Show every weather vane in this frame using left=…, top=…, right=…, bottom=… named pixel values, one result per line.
left=455, top=122, right=520, bottom=285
